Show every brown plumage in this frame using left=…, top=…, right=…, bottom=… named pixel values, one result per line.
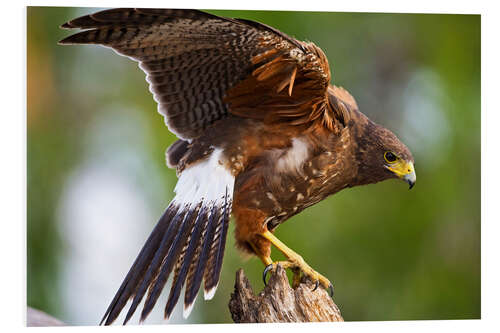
left=59, top=8, right=416, bottom=325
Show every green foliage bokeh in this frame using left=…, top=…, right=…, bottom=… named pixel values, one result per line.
left=27, top=7, right=480, bottom=324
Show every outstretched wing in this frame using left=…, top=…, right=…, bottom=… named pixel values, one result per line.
left=59, top=8, right=346, bottom=140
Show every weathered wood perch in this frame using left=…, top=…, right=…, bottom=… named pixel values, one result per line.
left=229, top=265, right=343, bottom=323
left=28, top=266, right=342, bottom=326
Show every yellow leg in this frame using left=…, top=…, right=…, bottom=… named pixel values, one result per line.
left=260, top=230, right=333, bottom=294
left=249, top=240, right=273, bottom=266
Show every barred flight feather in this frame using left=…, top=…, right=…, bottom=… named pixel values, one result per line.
left=59, top=8, right=341, bottom=141
left=99, top=149, right=234, bottom=325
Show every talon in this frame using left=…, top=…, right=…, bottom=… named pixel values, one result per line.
left=263, top=264, right=274, bottom=286
left=257, top=231, right=334, bottom=296
left=328, top=284, right=334, bottom=297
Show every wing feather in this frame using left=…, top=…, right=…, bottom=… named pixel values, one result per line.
left=60, top=8, right=348, bottom=140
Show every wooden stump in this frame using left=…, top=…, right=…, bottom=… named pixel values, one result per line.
left=229, top=265, right=343, bottom=323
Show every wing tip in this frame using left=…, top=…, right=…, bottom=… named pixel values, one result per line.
left=60, top=22, right=71, bottom=29
left=57, top=36, right=72, bottom=45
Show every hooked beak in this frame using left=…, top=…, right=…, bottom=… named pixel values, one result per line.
left=387, top=161, right=416, bottom=189
left=404, top=170, right=416, bottom=189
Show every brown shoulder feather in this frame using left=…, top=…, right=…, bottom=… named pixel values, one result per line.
left=225, top=39, right=342, bottom=132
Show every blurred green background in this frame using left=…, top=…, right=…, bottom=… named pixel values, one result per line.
left=27, top=7, right=480, bottom=325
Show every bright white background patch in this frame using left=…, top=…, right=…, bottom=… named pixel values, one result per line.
left=55, top=107, right=190, bottom=325
left=400, top=67, right=451, bottom=168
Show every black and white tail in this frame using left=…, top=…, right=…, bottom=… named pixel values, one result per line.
left=100, top=149, right=234, bottom=325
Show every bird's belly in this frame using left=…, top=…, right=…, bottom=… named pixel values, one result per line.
left=235, top=162, right=350, bottom=231
left=262, top=175, right=340, bottom=230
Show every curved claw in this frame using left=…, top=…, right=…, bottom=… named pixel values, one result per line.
left=263, top=264, right=274, bottom=286
left=312, top=280, right=319, bottom=292
left=328, top=284, right=334, bottom=297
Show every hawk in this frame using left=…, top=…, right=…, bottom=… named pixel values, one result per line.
left=59, top=8, right=416, bottom=325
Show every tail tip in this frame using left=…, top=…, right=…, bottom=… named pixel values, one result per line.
left=203, top=284, right=218, bottom=300
left=183, top=300, right=196, bottom=319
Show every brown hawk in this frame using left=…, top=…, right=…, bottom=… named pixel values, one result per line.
left=59, top=8, right=416, bottom=325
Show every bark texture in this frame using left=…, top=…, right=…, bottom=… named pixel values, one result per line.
left=229, top=265, right=343, bottom=323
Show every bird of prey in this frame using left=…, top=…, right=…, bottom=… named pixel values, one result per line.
left=59, top=8, right=416, bottom=325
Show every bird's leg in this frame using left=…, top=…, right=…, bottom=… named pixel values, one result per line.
left=290, top=267, right=302, bottom=289
left=259, top=230, right=333, bottom=296
left=249, top=241, right=273, bottom=266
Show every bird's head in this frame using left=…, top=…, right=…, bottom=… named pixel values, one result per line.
left=353, top=118, right=416, bottom=189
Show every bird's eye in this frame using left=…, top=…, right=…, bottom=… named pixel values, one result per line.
left=384, top=151, right=398, bottom=163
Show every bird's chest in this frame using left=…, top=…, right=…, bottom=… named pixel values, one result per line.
left=233, top=134, right=355, bottom=230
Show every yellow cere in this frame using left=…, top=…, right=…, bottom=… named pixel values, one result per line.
left=387, top=160, right=415, bottom=178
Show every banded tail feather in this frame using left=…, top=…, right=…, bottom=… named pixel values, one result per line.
left=100, top=149, right=234, bottom=325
